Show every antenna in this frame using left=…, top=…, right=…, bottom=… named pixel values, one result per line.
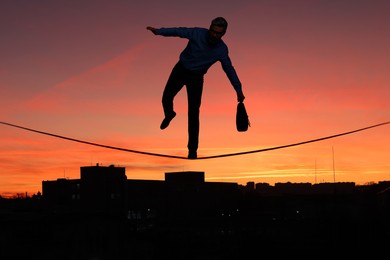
left=314, top=159, right=317, bottom=184
left=332, top=146, right=336, bottom=183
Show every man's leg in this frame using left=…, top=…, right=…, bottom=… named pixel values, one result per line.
left=186, top=74, right=204, bottom=159
left=160, top=62, right=185, bottom=129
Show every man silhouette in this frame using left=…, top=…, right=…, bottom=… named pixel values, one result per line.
left=147, top=17, right=245, bottom=159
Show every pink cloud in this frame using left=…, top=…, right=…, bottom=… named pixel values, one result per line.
left=24, top=44, right=147, bottom=112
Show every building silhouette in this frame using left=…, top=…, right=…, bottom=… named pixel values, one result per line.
left=42, top=164, right=241, bottom=221
left=1, top=164, right=389, bottom=259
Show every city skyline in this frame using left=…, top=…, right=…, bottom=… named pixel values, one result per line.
left=3, top=164, right=388, bottom=259
left=1, top=0, right=389, bottom=197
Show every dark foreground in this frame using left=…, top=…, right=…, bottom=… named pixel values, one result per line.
left=1, top=190, right=388, bottom=260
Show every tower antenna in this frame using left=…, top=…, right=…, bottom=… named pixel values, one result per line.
left=332, top=146, right=336, bottom=183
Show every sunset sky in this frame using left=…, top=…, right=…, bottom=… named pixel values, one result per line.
left=1, top=0, right=389, bottom=197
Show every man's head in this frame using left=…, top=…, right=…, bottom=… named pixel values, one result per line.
left=208, top=17, right=228, bottom=45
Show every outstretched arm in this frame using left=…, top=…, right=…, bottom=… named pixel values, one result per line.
left=146, top=26, right=158, bottom=35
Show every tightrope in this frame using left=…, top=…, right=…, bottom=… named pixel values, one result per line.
left=0, top=121, right=388, bottom=160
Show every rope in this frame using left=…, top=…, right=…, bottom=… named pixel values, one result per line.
left=0, top=120, right=388, bottom=160
left=201, top=121, right=389, bottom=159
left=0, top=121, right=185, bottom=159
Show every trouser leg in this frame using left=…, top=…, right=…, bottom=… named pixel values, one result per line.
left=186, top=74, right=204, bottom=152
left=162, top=62, right=185, bottom=116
